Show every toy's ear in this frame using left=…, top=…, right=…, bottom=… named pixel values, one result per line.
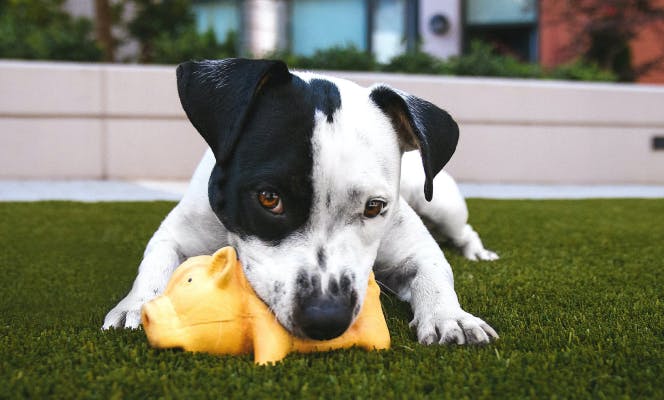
left=208, top=247, right=239, bottom=287
left=369, top=85, right=459, bottom=201
left=176, top=58, right=292, bottom=164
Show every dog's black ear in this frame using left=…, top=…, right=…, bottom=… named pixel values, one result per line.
left=176, top=58, right=291, bottom=163
left=370, top=85, right=459, bottom=201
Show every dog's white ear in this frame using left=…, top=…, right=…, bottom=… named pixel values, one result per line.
left=370, top=85, right=459, bottom=201
left=176, top=58, right=291, bottom=163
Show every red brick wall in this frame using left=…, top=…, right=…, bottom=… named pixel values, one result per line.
left=539, top=0, right=664, bottom=84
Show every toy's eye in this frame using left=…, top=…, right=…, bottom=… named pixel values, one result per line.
left=257, top=191, right=284, bottom=214
left=187, top=277, right=192, bottom=283
left=364, top=199, right=386, bottom=218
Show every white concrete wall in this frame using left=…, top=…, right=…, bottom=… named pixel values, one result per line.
left=0, top=61, right=206, bottom=180
left=1, top=60, right=663, bottom=184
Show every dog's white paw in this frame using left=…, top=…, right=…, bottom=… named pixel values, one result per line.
left=102, top=294, right=146, bottom=330
left=410, top=309, right=498, bottom=345
left=463, top=246, right=500, bottom=262
left=453, top=224, right=499, bottom=262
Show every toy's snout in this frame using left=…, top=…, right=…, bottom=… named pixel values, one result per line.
left=141, top=297, right=183, bottom=349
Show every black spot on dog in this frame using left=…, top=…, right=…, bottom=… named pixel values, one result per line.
left=205, top=74, right=322, bottom=243
left=346, top=188, right=361, bottom=204
left=296, top=270, right=323, bottom=297
left=296, top=270, right=310, bottom=292
left=325, top=192, right=332, bottom=208
left=309, top=79, right=341, bottom=123
left=340, top=274, right=352, bottom=294
left=328, top=279, right=339, bottom=295
left=310, top=274, right=321, bottom=292
left=316, top=247, right=327, bottom=270
left=375, top=258, right=418, bottom=294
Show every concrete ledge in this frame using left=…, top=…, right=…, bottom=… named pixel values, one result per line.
left=2, top=180, right=663, bottom=202
left=0, top=61, right=102, bottom=116
left=1, top=60, right=663, bottom=183
left=334, top=71, right=664, bottom=127
left=105, top=65, right=183, bottom=117
left=0, top=118, right=103, bottom=179
left=447, top=124, right=663, bottom=184
left=105, top=120, right=206, bottom=179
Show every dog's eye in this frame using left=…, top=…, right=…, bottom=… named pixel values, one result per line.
left=257, top=191, right=284, bottom=214
left=364, top=199, right=386, bottom=218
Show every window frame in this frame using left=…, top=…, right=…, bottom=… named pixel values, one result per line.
left=461, top=0, right=540, bottom=62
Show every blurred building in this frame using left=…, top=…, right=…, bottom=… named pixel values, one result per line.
left=191, top=0, right=540, bottom=62
left=192, top=0, right=421, bottom=63
left=64, top=0, right=664, bottom=83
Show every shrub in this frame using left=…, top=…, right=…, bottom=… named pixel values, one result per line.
left=382, top=50, right=443, bottom=74
left=443, top=40, right=543, bottom=78
left=125, top=0, right=193, bottom=62
left=548, top=60, right=618, bottom=82
left=295, top=45, right=377, bottom=71
left=381, top=40, right=617, bottom=82
left=151, top=29, right=237, bottom=64
left=0, top=0, right=102, bottom=62
left=125, top=0, right=238, bottom=63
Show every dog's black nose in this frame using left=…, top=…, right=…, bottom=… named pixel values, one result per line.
left=297, top=296, right=353, bottom=340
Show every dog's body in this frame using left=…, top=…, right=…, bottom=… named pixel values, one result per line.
left=103, top=59, right=498, bottom=345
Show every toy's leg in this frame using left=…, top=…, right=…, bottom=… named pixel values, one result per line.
left=251, top=317, right=293, bottom=365
left=400, top=152, right=498, bottom=261
left=103, top=150, right=228, bottom=330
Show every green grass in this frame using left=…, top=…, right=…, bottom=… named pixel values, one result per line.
left=1, top=200, right=663, bottom=399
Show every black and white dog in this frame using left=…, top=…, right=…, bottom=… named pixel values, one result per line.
left=103, top=58, right=499, bottom=345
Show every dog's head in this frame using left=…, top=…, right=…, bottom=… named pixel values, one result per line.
left=176, top=58, right=458, bottom=340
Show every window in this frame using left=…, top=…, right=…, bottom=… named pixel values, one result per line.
left=192, top=0, right=239, bottom=41
left=464, top=0, right=538, bottom=62
left=191, top=0, right=417, bottom=61
left=291, top=0, right=416, bottom=62
left=291, top=0, right=368, bottom=55
left=371, top=0, right=407, bottom=63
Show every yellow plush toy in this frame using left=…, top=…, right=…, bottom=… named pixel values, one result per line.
left=141, top=247, right=390, bottom=365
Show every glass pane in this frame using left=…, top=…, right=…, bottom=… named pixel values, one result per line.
left=466, top=0, right=537, bottom=25
left=292, top=0, right=367, bottom=56
left=192, top=1, right=240, bottom=41
left=372, top=0, right=406, bottom=63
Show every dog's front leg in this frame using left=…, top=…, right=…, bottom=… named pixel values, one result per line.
left=102, top=225, right=184, bottom=329
left=375, top=199, right=498, bottom=345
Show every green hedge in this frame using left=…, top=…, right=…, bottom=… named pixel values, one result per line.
left=284, top=41, right=617, bottom=83
left=0, top=0, right=102, bottom=62
left=151, top=29, right=237, bottom=65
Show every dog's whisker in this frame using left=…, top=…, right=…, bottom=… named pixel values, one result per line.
left=375, top=279, right=398, bottom=296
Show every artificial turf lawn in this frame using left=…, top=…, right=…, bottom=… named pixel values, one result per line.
left=0, top=200, right=662, bottom=399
